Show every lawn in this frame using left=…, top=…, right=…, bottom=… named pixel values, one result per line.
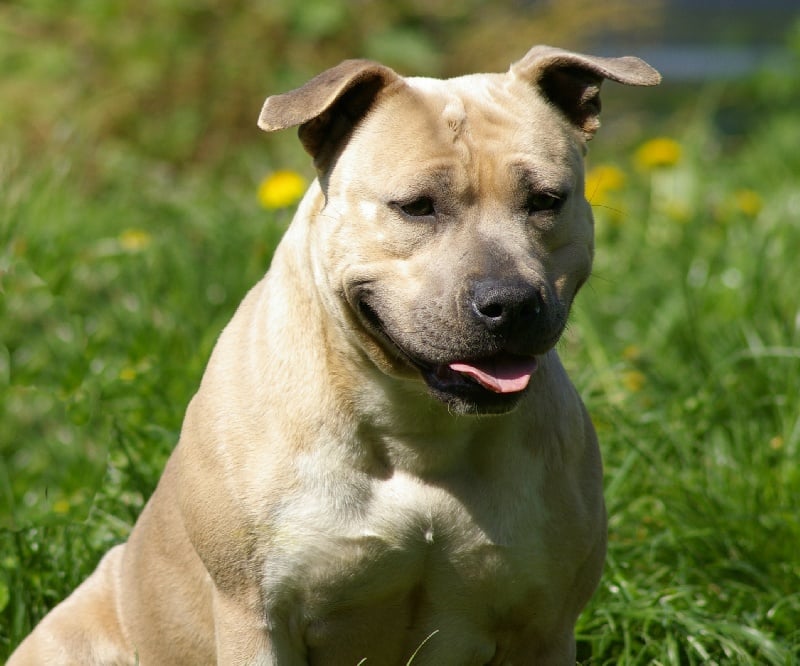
left=2, top=36, right=800, bottom=666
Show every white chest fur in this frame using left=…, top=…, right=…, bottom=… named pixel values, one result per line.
left=256, top=439, right=594, bottom=664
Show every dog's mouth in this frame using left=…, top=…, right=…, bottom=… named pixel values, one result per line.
left=415, top=354, right=538, bottom=414
left=435, top=356, right=538, bottom=394
left=356, top=299, right=538, bottom=414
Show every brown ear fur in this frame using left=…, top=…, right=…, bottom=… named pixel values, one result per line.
left=511, top=45, right=661, bottom=140
left=258, top=60, right=401, bottom=170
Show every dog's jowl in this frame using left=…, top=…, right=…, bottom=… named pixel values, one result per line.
left=10, top=45, right=659, bottom=665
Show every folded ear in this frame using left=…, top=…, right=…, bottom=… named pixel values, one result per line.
left=511, top=45, right=661, bottom=140
left=258, top=59, right=401, bottom=171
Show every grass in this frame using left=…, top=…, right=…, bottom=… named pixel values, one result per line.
left=2, top=88, right=799, bottom=663
left=567, top=106, right=800, bottom=662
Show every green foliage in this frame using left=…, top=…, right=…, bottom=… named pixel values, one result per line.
left=0, top=0, right=658, bottom=168
left=566, top=55, right=800, bottom=662
left=0, top=146, right=288, bottom=651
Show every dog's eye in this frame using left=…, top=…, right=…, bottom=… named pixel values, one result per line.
left=526, top=192, right=563, bottom=215
left=399, top=197, right=435, bottom=218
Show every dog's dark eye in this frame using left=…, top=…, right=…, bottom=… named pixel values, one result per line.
left=399, top=197, right=435, bottom=218
left=526, top=192, right=563, bottom=215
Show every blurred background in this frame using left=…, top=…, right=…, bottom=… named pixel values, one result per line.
left=1, top=0, right=798, bottom=172
left=2, top=1, right=800, bottom=662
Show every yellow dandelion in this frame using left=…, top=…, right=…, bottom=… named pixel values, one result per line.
left=257, top=170, right=307, bottom=209
left=769, top=435, right=784, bottom=451
left=733, top=189, right=762, bottom=217
left=119, top=228, right=153, bottom=252
left=585, top=164, right=626, bottom=204
left=53, top=498, right=70, bottom=514
left=119, top=366, right=137, bottom=382
left=635, top=137, right=682, bottom=171
left=621, top=370, right=646, bottom=393
left=621, top=345, right=641, bottom=362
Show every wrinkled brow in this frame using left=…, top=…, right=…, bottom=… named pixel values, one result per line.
left=386, top=165, right=459, bottom=201
left=509, top=161, right=574, bottom=195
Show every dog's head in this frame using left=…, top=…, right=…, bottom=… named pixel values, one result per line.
left=259, top=46, right=659, bottom=415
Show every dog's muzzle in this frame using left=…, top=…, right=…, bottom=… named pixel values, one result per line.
left=353, top=277, right=564, bottom=414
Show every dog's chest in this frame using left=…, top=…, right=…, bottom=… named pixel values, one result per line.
left=259, top=455, right=575, bottom=661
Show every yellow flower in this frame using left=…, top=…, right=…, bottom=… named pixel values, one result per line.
left=257, top=170, right=307, bottom=209
left=118, top=229, right=152, bottom=252
left=119, top=366, right=138, bottom=382
left=635, top=137, right=682, bottom=171
left=53, top=498, right=70, bottom=514
left=621, top=370, right=646, bottom=393
left=621, top=345, right=641, bottom=362
left=734, top=189, right=762, bottom=217
left=585, top=164, right=626, bottom=204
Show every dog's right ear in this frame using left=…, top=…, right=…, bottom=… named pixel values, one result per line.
left=258, top=60, right=401, bottom=172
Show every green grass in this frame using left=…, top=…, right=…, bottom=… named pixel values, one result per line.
left=567, top=109, right=800, bottom=662
left=2, top=92, right=800, bottom=663
left=0, top=144, right=291, bottom=652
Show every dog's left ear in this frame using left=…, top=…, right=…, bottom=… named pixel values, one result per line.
left=511, top=45, right=661, bottom=140
left=258, top=59, right=401, bottom=171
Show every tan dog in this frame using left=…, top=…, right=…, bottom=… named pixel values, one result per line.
left=10, top=45, right=659, bottom=665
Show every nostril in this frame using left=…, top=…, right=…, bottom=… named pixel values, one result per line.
left=476, top=302, right=504, bottom=321
left=471, top=280, right=543, bottom=331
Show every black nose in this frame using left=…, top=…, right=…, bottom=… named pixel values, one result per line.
left=470, top=279, right=543, bottom=335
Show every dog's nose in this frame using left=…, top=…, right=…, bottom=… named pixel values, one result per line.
left=470, top=279, right=543, bottom=335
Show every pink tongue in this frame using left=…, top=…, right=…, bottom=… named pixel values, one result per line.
left=449, top=356, right=538, bottom=394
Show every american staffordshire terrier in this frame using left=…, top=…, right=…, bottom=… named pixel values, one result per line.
left=10, top=45, right=659, bottom=665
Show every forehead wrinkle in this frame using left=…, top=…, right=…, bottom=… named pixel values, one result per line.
left=447, top=85, right=538, bottom=198
left=391, top=166, right=456, bottom=199
left=379, top=76, right=576, bottom=202
left=442, top=96, right=467, bottom=138
left=510, top=160, right=575, bottom=194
